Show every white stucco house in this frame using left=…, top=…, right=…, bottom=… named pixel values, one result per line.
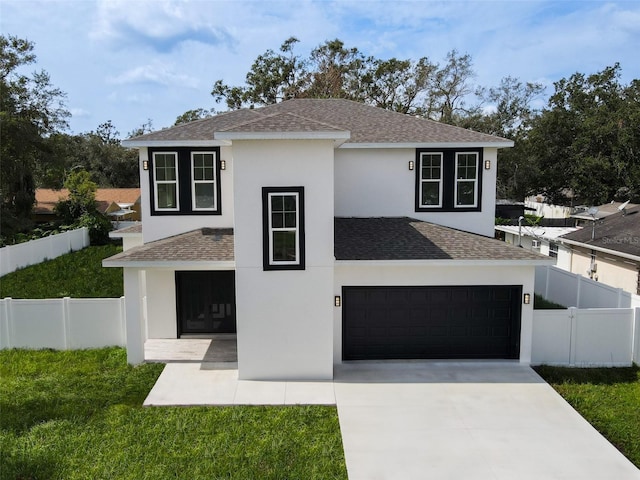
left=104, top=98, right=551, bottom=380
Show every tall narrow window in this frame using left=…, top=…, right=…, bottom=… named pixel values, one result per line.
left=419, top=152, right=443, bottom=207
left=191, top=152, right=217, bottom=210
left=262, top=187, right=305, bottom=271
left=153, top=152, right=179, bottom=210
left=455, top=152, right=478, bottom=207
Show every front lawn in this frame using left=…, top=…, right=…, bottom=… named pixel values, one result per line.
left=535, top=365, right=640, bottom=468
left=0, top=348, right=347, bottom=480
left=0, top=244, right=123, bottom=298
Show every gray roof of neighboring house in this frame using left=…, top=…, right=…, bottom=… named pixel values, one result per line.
left=335, top=217, right=549, bottom=261
left=126, top=98, right=512, bottom=146
left=560, top=206, right=640, bottom=258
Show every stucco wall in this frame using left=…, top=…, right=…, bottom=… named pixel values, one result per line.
left=145, top=269, right=178, bottom=338
left=569, top=247, right=639, bottom=294
left=333, top=263, right=535, bottom=364
left=334, top=147, right=498, bottom=237
left=233, top=139, right=335, bottom=380
left=139, top=146, right=235, bottom=243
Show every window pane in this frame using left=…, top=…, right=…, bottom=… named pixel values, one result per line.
left=456, top=181, right=475, bottom=206
left=157, top=183, right=177, bottom=209
left=194, top=167, right=204, bottom=181
left=271, top=195, right=283, bottom=212
left=421, top=154, right=442, bottom=180
left=272, top=212, right=284, bottom=228
left=457, top=154, right=477, bottom=179
left=284, top=212, right=296, bottom=228
left=283, top=195, right=296, bottom=211
left=194, top=183, right=214, bottom=209
left=421, top=183, right=440, bottom=205
left=272, top=231, right=296, bottom=262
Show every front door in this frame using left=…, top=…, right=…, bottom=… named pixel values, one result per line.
left=176, top=271, right=236, bottom=334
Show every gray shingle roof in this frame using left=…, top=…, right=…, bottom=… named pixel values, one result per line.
left=127, top=98, right=511, bottom=146
left=104, top=228, right=234, bottom=265
left=335, top=217, right=549, bottom=261
left=560, top=206, right=640, bottom=258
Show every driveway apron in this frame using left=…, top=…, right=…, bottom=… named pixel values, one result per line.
left=333, top=362, right=640, bottom=480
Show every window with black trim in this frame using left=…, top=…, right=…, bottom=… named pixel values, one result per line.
left=415, top=148, right=482, bottom=212
left=262, top=186, right=305, bottom=271
left=148, top=147, right=221, bottom=216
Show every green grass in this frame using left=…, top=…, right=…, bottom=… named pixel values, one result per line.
left=0, top=245, right=123, bottom=298
left=535, top=365, right=640, bottom=468
left=0, top=348, right=347, bottom=480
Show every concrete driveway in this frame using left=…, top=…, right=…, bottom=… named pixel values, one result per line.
left=334, top=361, right=640, bottom=480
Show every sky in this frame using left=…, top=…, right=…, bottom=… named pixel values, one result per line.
left=2, top=0, right=639, bottom=137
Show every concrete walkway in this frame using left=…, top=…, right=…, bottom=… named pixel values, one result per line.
left=143, top=358, right=640, bottom=479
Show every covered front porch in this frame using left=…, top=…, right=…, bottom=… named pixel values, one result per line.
left=144, top=336, right=238, bottom=364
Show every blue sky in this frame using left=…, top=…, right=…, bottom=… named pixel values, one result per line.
left=2, top=0, right=639, bottom=137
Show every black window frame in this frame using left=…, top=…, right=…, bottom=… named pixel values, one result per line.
left=415, top=148, right=483, bottom=212
left=148, top=147, right=222, bottom=216
left=262, top=186, right=305, bottom=271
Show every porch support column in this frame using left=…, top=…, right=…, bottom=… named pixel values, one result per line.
left=123, top=268, right=144, bottom=364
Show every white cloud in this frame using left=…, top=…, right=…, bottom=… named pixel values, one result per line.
left=108, top=62, right=199, bottom=88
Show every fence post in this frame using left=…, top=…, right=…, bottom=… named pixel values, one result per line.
left=634, top=308, right=640, bottom=365
left=1, top=298, right=12, bottom=349
left=575, top=275, right=583, bottom=308
left=119, top=296, right=127, bottom=347
left=569, top=307, right=577, bottom=366
left=545, top=266, right=551, bottom=300
left=62, top=297, right=71, bottom=349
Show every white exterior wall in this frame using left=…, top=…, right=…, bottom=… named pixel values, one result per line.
left=145, top=269, right=178, bottom=338
left=139, top=146, right=235, bottom=243
left=333, top=264, right=535, bottom=364
left=568, top=248, right=639, bottom=295
left=334, top=147, right=497, bottom=237
left=233, top=140, right=335, bottom=380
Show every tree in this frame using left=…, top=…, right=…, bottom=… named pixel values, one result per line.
left=212, top=37, right=307, bottom=109
left=0, top=34, right=69, bottom=238
left=54, top=170, right=111, bottom=244
left=424, top=50, right=480, bottom=124
left=174, top=108, right=215, bottom=126
left=211, top=38, right=480, bottom=125
left=527, top=64, right=640, bottom=205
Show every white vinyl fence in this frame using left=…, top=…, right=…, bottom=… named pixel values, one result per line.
left=532, top=307, right=640, bottom=366
left=0, top=297, right=125, bottom=350
left=535, top=265, right=640, bottom=308
left=0, top=228, right=90, bottom=277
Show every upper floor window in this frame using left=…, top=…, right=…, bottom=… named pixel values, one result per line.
left=419, top=152, right=443, bottom=208
left=153, top=152, right=179, bottom=211
left=415, top=148, right=482, bottom=212
left=455, top=152, right=479, bottom=208
left=191, top=152, right=217, bottom=211
left=262, top=186, right=305, bottom=271
left=549, top=242, right=558, bottom=258
left=148, top=147, right=221, bottom=216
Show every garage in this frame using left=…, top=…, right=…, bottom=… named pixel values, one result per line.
left=342, top=285, right=522, bottom=360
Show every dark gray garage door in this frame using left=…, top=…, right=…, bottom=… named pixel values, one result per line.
left=342, top=285, right=521, bottom=360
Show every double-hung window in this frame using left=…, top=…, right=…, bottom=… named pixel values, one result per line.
left=191, top=152, right=217, bottom=211
left=262, top=187, right=305, bottom=271
left=419, top=152, right=443, bottom=208
left=149, top=147, right=221, bottom=215
left=415, top=148, right=482, bottom=212
left=153, top=152, right=179, bottom=211
left=455, top=152, right=479, bottom=208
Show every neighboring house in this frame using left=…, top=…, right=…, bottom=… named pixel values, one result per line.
left=495, top=224, right=577, bottom=271
left=34, top=188, right=142, bottom=222
left=104, top=98, right=551, bottom=380
left=557, top=204, right=640, bottom=295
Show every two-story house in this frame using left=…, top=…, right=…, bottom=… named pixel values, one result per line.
left=104, top=98, right=550, bottom=380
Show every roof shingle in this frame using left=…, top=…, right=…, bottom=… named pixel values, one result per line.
left=335, top=217, right=549, bottom=261
left=127, top=98, right=511, bottom=146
